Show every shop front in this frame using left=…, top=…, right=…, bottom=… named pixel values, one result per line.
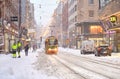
left=75, top=22, right=104, bottom=49
left=99, top=0, right=120, bottom=52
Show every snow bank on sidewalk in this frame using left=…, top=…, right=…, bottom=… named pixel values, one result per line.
left=0, top=49, right=58, bottom=79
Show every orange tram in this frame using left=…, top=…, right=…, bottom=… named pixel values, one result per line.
left=45, top=36, right=58, bottom=54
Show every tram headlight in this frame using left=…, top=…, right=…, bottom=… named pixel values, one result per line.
left=48, top=48, right=52, bottom=51
left=54, top=48, right=57, bottom=51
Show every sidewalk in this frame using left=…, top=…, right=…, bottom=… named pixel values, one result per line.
left=112, top=52, right=120, bottom=57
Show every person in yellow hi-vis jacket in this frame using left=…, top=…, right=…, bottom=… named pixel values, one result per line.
left=17, top=41, right=22, bottom=58
left=12, top=42, right=17, bottom=58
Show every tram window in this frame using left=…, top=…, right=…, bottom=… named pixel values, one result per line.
left=48, top=39, right=54, bottom=45
left=54, top=39, right=58, bottom=45
left=48, top=39, right=58, bottom=45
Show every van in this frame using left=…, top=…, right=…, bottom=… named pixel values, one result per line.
left=81, top=40, right=95, bottom=54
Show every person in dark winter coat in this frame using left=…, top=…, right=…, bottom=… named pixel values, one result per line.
left=24, top=44, right=29, bottom=56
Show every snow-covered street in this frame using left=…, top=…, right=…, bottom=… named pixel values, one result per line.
left=0, top=47, right=120, bottom=79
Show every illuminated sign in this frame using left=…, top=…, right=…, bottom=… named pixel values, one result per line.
left=110, top=15, right=117, bottom=23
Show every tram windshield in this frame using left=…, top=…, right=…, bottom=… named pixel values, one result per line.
left=48, top=39, right=58, bottom=45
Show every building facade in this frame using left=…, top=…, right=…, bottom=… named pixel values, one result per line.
left=0, top=0, right=35, bottom=53
left=51, top=2, right=63, bottom=46
left=67, top=0, right=103, bottom=48
left=62, top=0, right=68, bottom=47
left=99, top=0, right=120, bottom=52
left=0, top=0, right=19, bottom=53
left=68, top=0, right=78, bottom=48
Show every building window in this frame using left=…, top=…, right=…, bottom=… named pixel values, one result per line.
left=88, top=0, right=94, bottom=4
left=89, top=10, right=94, bottom=17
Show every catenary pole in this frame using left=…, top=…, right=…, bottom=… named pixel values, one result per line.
left=18, top=0, right=21, bottom=41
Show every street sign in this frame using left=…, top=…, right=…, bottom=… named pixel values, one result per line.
left=10, top=16, right=18, bottom=21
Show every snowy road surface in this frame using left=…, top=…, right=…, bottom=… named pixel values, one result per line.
left=35, top=48, right=120, bottom=79
left=0, top=48, right=120, bottom=79
left=54, top=53, right=120, bottom=79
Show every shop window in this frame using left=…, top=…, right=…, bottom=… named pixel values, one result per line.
left=90, top=26, right=103, bottom=34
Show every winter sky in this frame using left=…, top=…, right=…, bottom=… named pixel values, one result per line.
left=30, top=0, right=58, bottom=26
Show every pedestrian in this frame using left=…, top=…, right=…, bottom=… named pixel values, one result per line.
left=24, top=43, right=29, bottom=56
left=32, top=44, right=36, bottom=52
left=11, top=42, right=17, bottom=58
left=17, top=41, right=22, bottom=58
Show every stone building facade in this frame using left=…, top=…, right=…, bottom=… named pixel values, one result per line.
left=99, top=0, right=120, bottom=52
left=0, top=0, right=19, bottom=53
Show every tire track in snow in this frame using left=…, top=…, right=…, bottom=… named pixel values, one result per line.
left=53, top=55, right=111, bottom=79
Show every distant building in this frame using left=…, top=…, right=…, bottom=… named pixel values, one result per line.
left=68, top=0, right=78, bottom=48
left=25, top=0, right=36, bottom=47
left=21, top=0, right=26, bottom=26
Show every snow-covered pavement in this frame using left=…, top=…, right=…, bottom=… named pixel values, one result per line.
left=0, top=49, right=58, bottom=79
left=0, top=47, right=120, bottom=79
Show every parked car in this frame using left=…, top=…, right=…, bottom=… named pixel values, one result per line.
left=95, top=44, right=112, bottom=56
left=81, top=40, right=95, bottom=54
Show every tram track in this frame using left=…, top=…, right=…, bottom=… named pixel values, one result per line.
left=79, top=56, right=120, bottom=69
left=52, top=53, right=120, bottom=79
left=62, top=52, right=120, bottom=69
left=68, top=53, right=120, bottom=69
left=51, top=55, right=87, bottom=79
left=36, top=52, right=86, bottom=79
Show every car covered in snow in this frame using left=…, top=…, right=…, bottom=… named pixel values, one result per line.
left=95, top=44, right=112, bottom=56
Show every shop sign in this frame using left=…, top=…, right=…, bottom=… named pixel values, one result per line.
left=110, top=15, right=117, bottom=23
left=10, top=16, right=18, bottom=21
